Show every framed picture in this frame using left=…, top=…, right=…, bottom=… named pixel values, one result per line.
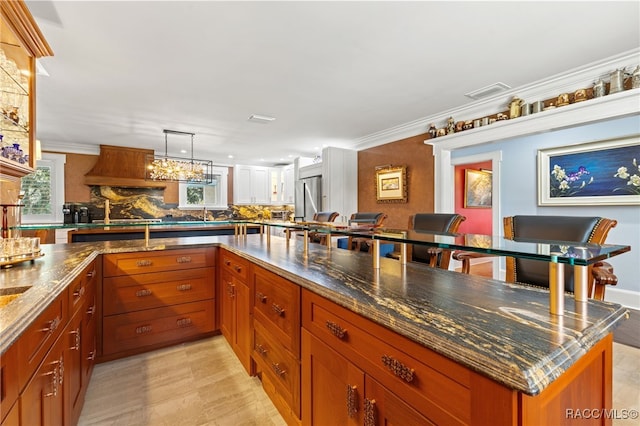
left=464, top=169, right=492, bottom=208
left=538, top=135, right=640, bottom=206
left=376, top=165, right=407, bottom=203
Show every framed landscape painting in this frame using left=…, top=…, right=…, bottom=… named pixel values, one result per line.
left=538, top=135, right=640, bottom=206
left=376, top=165, right=407, bottom=203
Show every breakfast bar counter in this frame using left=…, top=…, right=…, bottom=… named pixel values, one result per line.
left=0, top=234, right=627, bottom=397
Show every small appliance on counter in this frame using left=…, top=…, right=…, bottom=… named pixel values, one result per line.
left=78, top=207, right=90, bottom=223
left=63, top=204, right=73, bottom=224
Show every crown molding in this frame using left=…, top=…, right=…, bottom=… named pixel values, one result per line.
left=353, top=48, right=640, bottom=151
left=43, top=141, right=100, bottom=155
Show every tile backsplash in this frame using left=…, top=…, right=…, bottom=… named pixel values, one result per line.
left=72, top=186, right=293, bottom=222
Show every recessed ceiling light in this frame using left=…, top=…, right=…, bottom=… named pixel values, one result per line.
left=465, top=82, right=511, bottom=100
left=248, top=114, right=276, bottom=123
left=228, top=154, right=234, bottom=159
left=180, top=149, right=187, bottom=154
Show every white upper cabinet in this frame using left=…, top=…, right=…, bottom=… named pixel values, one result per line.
left=234, top=165, right=270, bottom=204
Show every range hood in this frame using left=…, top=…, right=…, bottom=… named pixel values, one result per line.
left=84, top=145, right=166, bottom=188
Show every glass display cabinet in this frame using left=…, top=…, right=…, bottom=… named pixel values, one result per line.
left=0, top=1, right=53, bottom=181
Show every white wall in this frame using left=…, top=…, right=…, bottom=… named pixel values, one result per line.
left=451, top=115, right=640, bottom=307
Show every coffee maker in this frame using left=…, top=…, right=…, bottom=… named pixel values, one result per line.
left=63, top=204, right=73, bottom=224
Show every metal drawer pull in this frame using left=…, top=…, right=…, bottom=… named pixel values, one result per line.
left=256, top=344, right=268, bottom=356
left=176, top=317, right=192, bottom=327
left=381, top=355, right=415, bottom=383
left=176, top=284, right=192, bottom=291
left=41, top=316, right=60, bottom=333
left=271, top=303, right=285, bottom=316
left=135, top=289, right=153, bottom=297
left=364, top=398, right=377, bottom=426
left=70, top=327, right=81, bottom=350
left=234, top=265, right=242, bottom=273
left=271, top=363, right=286, bottom=377
left=136, top=260, right=153, bottom=267
left=326, top=320, right=347, bottom=339
left=346, top=385, right=358, bottom=418
left=135, top=325, right=153, bottom=334
left=176, top=256, right=192, bottom=263
left=73, top=286, right=85, bottom=298
left=87, top=305, right=96, bottom=316
left=224, top=260, right=231, bottom=266
left=58, top=356, right=64, bottom=387
left=87, top=269, right=96, bottom=278
left=87, top=351, right=96, bottom=361
left=256, top=292, right=267, bottom=303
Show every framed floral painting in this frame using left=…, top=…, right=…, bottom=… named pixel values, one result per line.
left=537, top=135, right=640, bottom=206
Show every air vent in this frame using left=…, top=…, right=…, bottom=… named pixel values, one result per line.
left=465, top=82, right=511, bottom=100
left=248, top=114, right=276, bottom=123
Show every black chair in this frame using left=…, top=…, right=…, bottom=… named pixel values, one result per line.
left=408, top=213, right=466, bottom=269
left=308, top=212, right=340, bottom=244
left=454, top=215, right=618, bottom=300
left=347, top=212, right=387, bottom=251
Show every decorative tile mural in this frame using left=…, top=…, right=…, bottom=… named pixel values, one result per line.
left=78, top=186, right=292, bottom=222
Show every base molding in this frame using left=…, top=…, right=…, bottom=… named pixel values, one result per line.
left=605, top=288, right=640, bottom=311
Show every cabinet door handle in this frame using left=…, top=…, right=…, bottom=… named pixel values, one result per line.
left=43, top=362, right=59, bottom=398
left=226, top=282, right=235, bottom=297
left=326, top=320, right=347, bottom=339
left=136, top=260, right=153, bottom=267
left=87, top=269, right=96, bottom=278
left=234, top=265, right=242, bottom=273
left=346, top=385, right=358, bottom=418
left=381, top=354, right=415, bottom=383
left=224, top=259, right=231, bottom=266
left=271, top=303, right=285, bottom=317
left=87, top=304, right=96, bottom=316
left=87, top=351, right=96, bottom=361
left=135, top=289, right=153, bottom=297
left=256, top=344, right=268, bottom=356
left=176, top=284, right=192, bottom=291
left=256, top=292, right=267, bottom=303
left=176, top=256, right=192, bottom=263
left=176, top=317, right=192, bottom=327
left=69, top=327, right=81, bottom=351
left=271, top=363, right=286, bottom=377
left=364, top=398, right=377, bottom=426
left=135, top=325, right=153, bottom=334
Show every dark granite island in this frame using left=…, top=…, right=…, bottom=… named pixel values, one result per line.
left=0, top=234, right=628, bottom=425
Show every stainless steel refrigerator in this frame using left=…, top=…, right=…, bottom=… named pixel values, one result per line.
left=294, top=176, right=322, bottom=221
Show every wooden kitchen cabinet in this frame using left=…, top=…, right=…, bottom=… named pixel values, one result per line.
left=301, top=329, right=363, bottom=426
left=252, top=266, right=301, bottom=424
left=218, top=249, right=253, bottom=374
left=20, top=325, right=66, bottom=426
left=64, top=260, right=98, bottom=426
left=101, top=248, right=216, bottom=360
left=0, top=0, right=53, bottom=181
left=0, top=343, right=19, bottom=424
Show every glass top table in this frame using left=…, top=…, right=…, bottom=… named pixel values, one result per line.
left=250, top=220, right=631, bottom=315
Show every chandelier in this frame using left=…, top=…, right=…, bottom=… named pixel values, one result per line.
left=146, top=129, right=213, bottom=183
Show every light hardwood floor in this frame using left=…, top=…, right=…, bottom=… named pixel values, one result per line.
left=79, top=335, right=639, bottom=426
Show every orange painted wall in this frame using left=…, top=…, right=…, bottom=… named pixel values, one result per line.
left=357, top=133, right=434, bottom=229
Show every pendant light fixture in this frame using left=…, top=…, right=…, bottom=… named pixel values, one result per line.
left=145, top=129, right=213, bottom=183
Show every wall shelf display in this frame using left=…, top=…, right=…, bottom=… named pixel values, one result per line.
left=0, top=1, right=53, bottom=181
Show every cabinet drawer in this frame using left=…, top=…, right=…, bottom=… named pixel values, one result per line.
left=103, top=248, right=215, bottom=277
left=254, top=267, right=300, bottom=356
left=253, top=321, right=300, bottom=418
left=17, top=290, right=68, bottom=392
left=220, top=250, right=250, bottom=282
left=69, top=260, right=97, bottom=316
left=302, top=290, right=471, bottom=426
left=103, top=300, right=215, bottom=355
left=103, top=267, right=215, bottom=315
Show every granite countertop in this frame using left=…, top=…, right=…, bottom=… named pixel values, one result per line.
left=0, top=235, right=628, bottom=396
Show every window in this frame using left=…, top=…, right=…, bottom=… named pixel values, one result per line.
left=178, top=166, right=228, bottom=210
left=20, top=153, right=66, bottom=223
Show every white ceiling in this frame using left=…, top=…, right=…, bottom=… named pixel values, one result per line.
left=27, top=1, right=640, bottom=166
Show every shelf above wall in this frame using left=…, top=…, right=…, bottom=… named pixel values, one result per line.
left=426, top=88, right=640, bottom=151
